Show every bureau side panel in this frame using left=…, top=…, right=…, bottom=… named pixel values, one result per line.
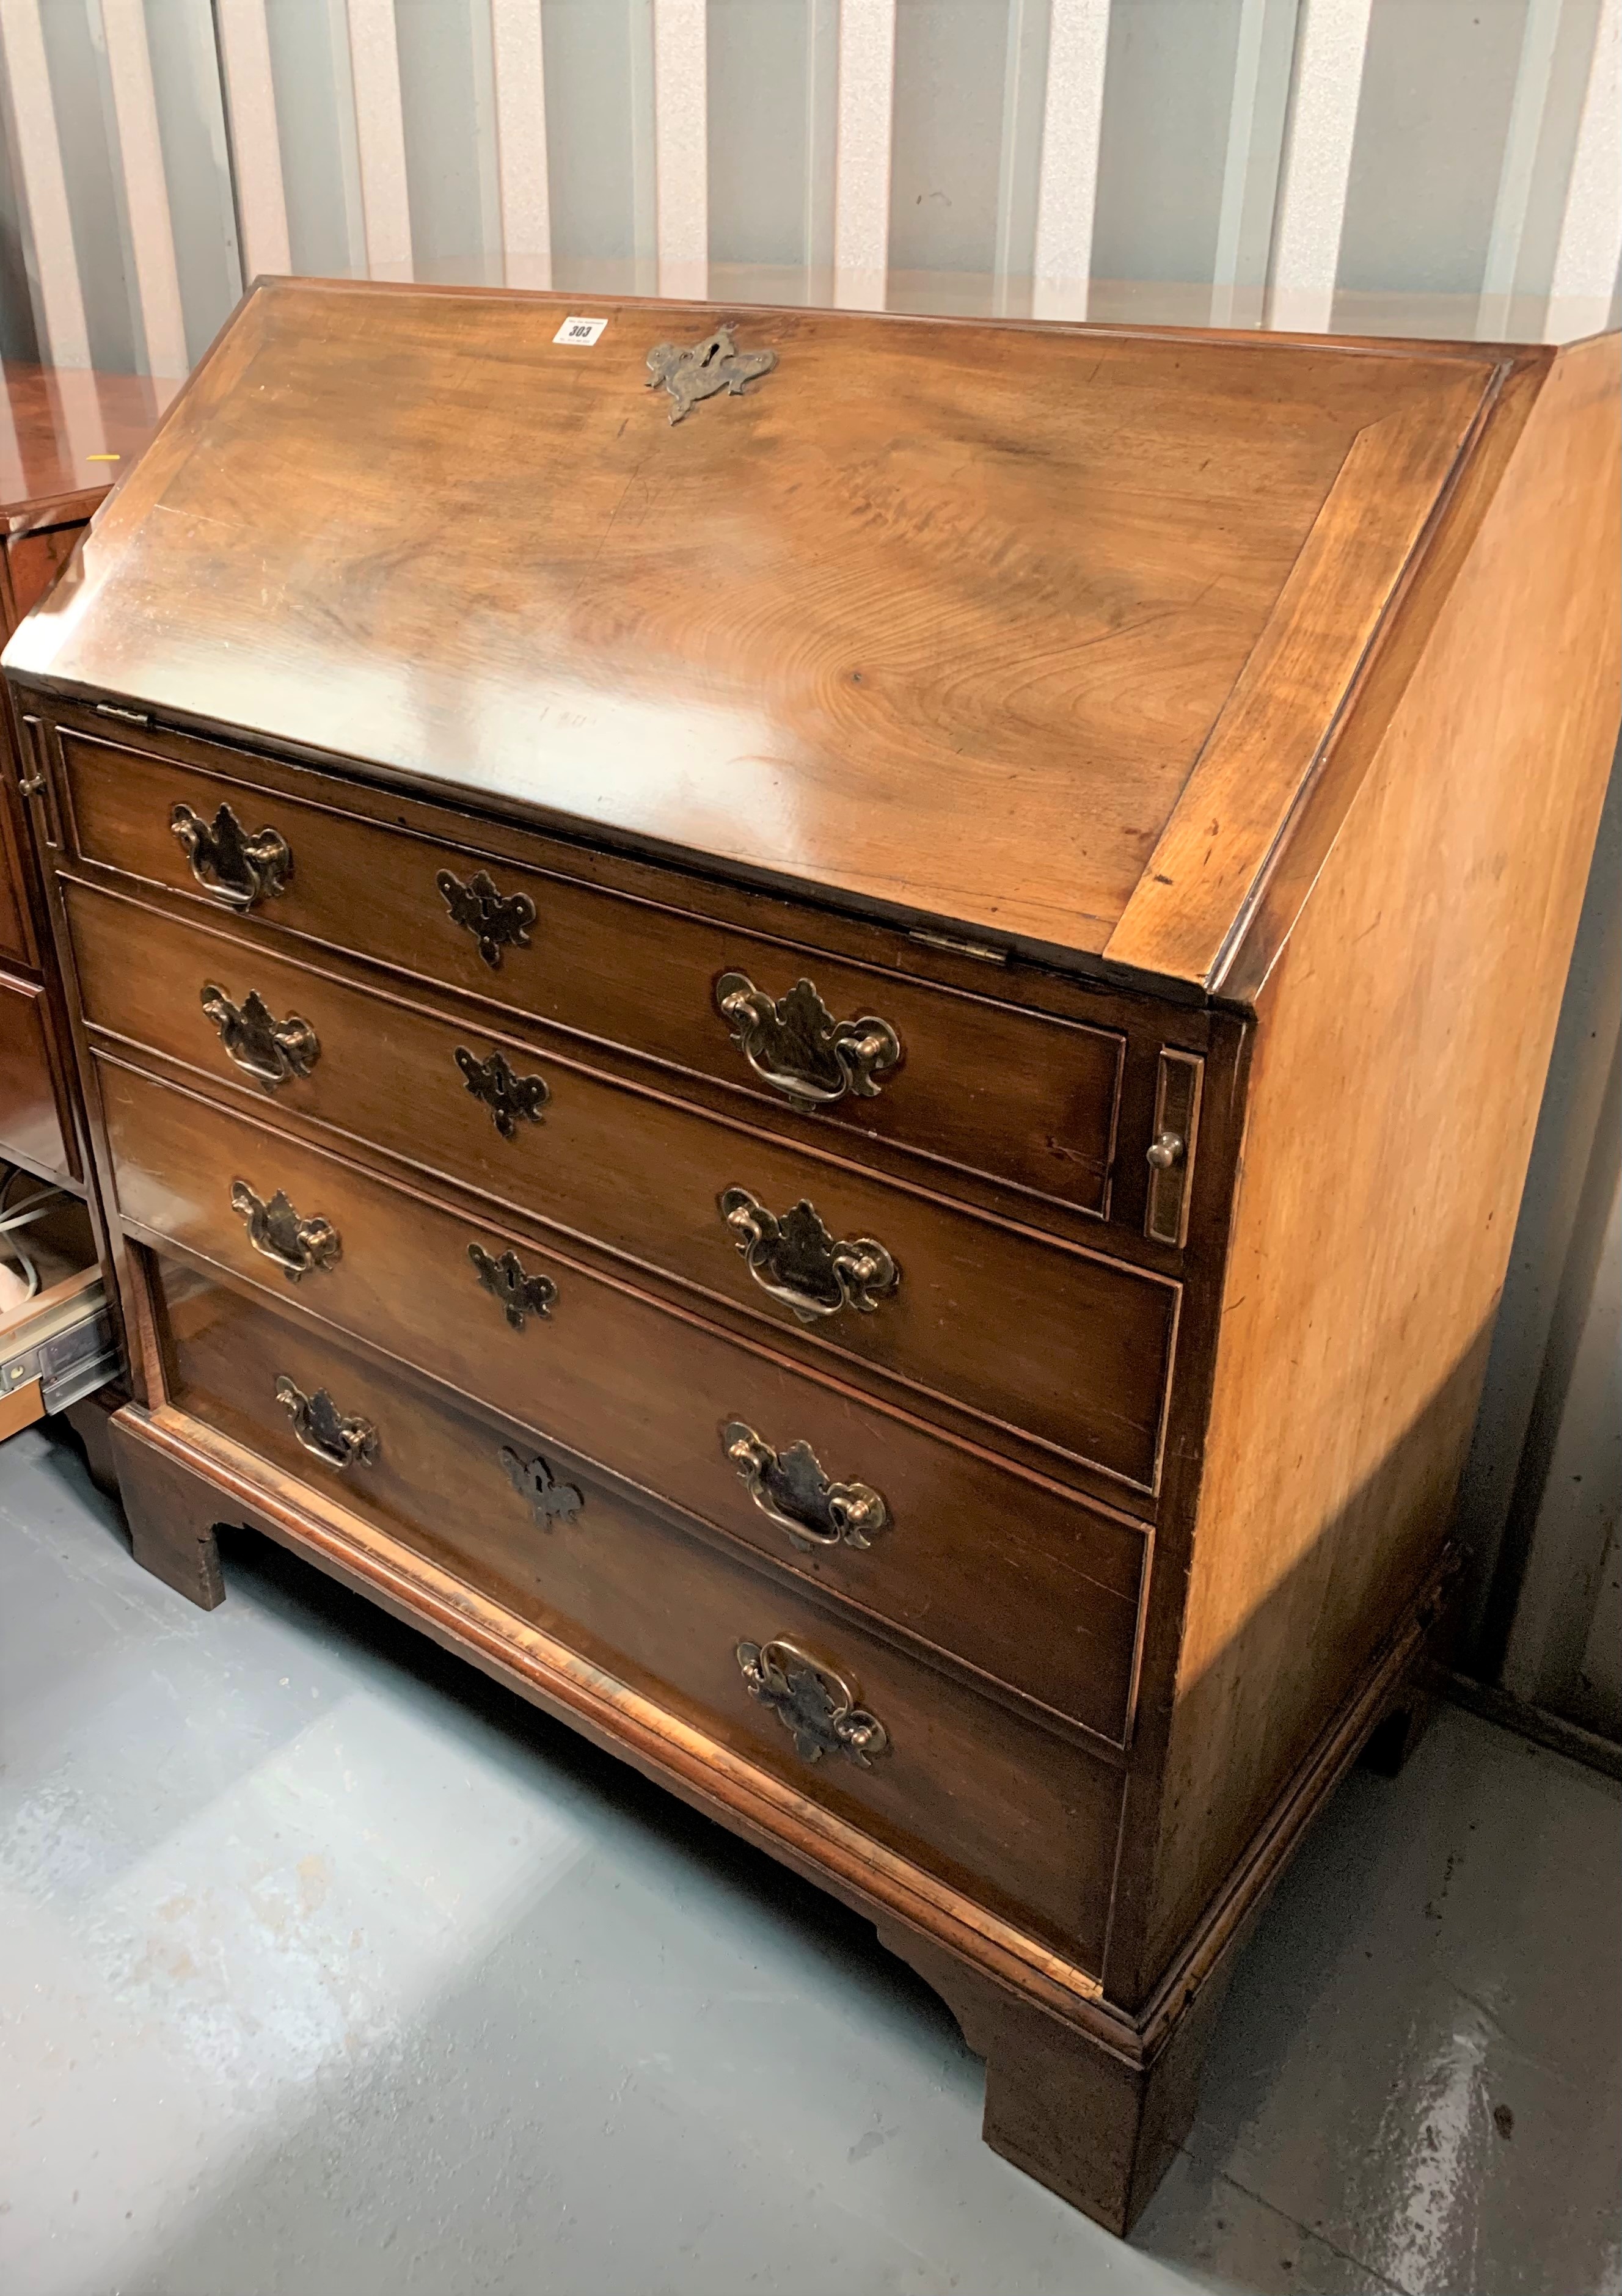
left=1141, top=333, right=1621, bottom=1983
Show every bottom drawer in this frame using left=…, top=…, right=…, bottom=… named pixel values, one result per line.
left=156, top=1256, right=1122, bottom=1966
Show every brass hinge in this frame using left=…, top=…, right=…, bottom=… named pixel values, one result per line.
left=907, top=928, right=1009, bottom=966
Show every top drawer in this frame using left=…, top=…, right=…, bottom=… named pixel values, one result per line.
left=57, top=725, right=1127, bottom=1222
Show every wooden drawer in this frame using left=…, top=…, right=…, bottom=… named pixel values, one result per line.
left=70, top=882, right=1175, bottom=1490
left=0, top=966, right=73, bottom=1180
left=155, top=1256, right=1122, bottom=1962
left=7, top=524, right=84, bottom=619
left=58, top=726, right=1126, bottom=1222
left=101, top=1059, right=1144, bottom=1741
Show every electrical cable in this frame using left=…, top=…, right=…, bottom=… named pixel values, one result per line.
left=0, top=1165, right=69, bottom=1305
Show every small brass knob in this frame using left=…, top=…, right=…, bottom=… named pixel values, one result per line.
left=1147, top=1131, right=1185, bottom=1172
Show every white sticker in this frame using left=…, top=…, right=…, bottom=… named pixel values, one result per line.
left=553, top=315, right=607, bottom=346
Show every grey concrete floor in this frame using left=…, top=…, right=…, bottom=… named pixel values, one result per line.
left=2, top=1423, right=1618, bottom=2296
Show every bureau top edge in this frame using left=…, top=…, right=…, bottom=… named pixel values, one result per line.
left=2, top=280, right=1580, bottom=996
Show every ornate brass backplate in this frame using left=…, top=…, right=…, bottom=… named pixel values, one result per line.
left=230, top=1179, right=342, bottom=1283
left=170, top=801, right=293, bottom=911
left=468, top=1241, right=557, bottom=1329
left=645, top=326, right=777, bottom=424
left=717, top=1187, right=899, bottom=1325
left=714, top=972, right=901, bottom=1109
left=455, top=1046, right=549, bottom=1139
left=721, top=1421, right=888, bottom=1551
left=735, top=1637, right=890, bottom=1766
left=274, top=1374, right=378, bottom=1471
left=201, top=982, right=320, bottom=1090
left=435, top=868, right=536, bottom=969
left=499, top=1445, right=583, bottom=1528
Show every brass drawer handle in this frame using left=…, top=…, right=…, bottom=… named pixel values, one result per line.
left=455, top=1046, right=549, bottom=1137
left=469, top=1241, right=557, bottom=1329
left=231, top=1179, right=342, bottom=1283
left=171, top=800, right=293, bottom=910
left=722, top=1421, right=888, bottom=1551
left=274, top=1375, right=378, bottom=1471
left=436, top=868, right=536, bottom=969
left=500, top=1445, right=583, bottom=1528
left=715, top=972, right=901, bottom=1108
left=736, top=1636, right=890, bottom=1766
left=202, top=983, right=320, bottom=1090
left=718, top=1187, right=899, bottom=1325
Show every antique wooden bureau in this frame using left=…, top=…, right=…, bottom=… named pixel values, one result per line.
left=5, top=281, right=1617, bottom=2232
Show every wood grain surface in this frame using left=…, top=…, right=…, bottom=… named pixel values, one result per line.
left=99, top=1054, right=1153, bottom=1735
left=0, top=357, right=172, bottom=1214
left=59, top=729, right=1129, bottom=1223
left=1103, top=371, right=1503, bottom=988
left=0, top=358, right=178, bottom=528
left=73, top=884, right=1177, bottom=1489
left=153, top=1254, right=1125, bottom=1957
left=0, top=965, right=72, bottom=1179
left=92, top=1005, right=1176, bottom=1487
left=5, top=280, right=1506, bottom=971
left=14, top=299, right=1617, bottom=2237
left=155, top=1247, right=1145, bottom=1746
left=1136, top=332, right=1622, bottom=1988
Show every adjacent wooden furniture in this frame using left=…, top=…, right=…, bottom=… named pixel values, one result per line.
left=0, top=362, right=176, bottom=1188
left=0, top=363, right=176, bottom=1440
left=7, top=282, right=1616, bottom=2232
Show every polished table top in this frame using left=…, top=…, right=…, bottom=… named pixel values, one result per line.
left=0, top=361, right=181, bottom=529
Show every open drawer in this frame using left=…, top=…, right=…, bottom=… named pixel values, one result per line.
left=0, top=1184, right=118, bottom=1437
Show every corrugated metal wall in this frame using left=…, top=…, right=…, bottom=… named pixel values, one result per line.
left=0, top=0, right=1617, bottom=373
left=0, top=0, right=1617, bottom=1739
